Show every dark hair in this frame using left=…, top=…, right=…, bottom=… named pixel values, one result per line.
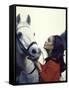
left=46, top=35, right=66, bottom=73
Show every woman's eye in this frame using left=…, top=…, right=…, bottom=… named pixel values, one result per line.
left=34, top=33, right=35, bottom=36
left=48, top=38, right=50, bottom=42
left=18, top=32, right=22, bottom=38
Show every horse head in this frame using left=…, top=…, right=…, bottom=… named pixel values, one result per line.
left=16, top=14, right=41, bottom=61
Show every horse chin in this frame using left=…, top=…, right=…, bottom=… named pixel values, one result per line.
left=33, top=51, right=41, bottom=61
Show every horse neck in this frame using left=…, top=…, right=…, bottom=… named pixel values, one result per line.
left=16, top=50, right=26, bottom=68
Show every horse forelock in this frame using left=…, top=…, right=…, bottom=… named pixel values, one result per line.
left=16, top=22, right=30, bottom=31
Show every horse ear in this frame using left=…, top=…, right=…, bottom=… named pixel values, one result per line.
left=26, top=15, right=31, bottom=25
left=16, top=14, right=20, bottom=25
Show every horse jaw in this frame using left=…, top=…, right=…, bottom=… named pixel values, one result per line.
left=24, top=57, right=35, bottom=73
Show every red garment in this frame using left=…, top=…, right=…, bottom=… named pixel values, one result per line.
left=39, top=59, right=60, bottom=82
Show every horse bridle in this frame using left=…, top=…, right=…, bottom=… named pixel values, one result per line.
left=16, top=33, right=38, bottom=74
left=16, top=33, right=37, bottom=56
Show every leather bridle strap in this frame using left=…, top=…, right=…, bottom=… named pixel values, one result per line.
left=16, top=33, right=37, bottom=57
left=27, top=42, right=37, bottom=51
left=27, top=67, right=36, bottom=75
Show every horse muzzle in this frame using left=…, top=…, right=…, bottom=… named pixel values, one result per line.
left=28, top=47, right=41, bottom=60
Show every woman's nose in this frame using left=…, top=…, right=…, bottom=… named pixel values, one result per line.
left=44, top=42, right=47, bottom=48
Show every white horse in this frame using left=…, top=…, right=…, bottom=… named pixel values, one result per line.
left=16, top=14, right=43, bottom=84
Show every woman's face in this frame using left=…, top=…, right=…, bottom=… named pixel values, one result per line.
left=44, top=36, right=54, bottom=50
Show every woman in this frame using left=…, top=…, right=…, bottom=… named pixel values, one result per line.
left=35, top=35, right=66, bottom=82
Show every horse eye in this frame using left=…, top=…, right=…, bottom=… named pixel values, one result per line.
left=18, top=32, right=22, bottom=38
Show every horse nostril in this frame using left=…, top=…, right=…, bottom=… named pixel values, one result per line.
left=32, top=49, right=36, bottom=54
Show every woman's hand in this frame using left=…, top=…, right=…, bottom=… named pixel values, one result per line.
left=34, top=61, right=42, bottom=72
